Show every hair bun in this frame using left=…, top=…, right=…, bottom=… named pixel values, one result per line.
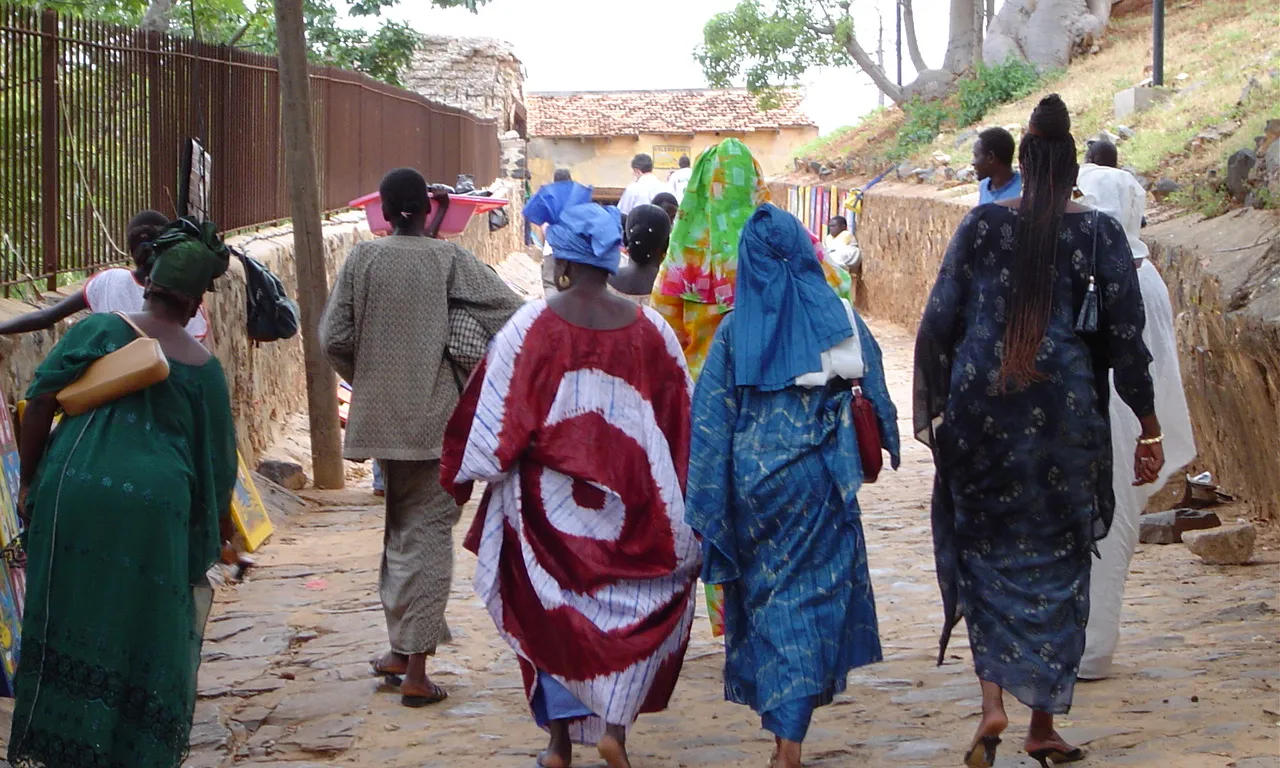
left=1029, top=94, right=1072, bottom=141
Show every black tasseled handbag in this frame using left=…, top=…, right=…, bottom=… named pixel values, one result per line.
left=1075, top=210, right=1102, bottom=334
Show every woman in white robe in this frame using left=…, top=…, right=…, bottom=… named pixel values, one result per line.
left=1077, top=161, right=1197, bottom=679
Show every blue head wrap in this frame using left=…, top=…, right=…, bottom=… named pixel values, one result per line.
left=523, top=180, right=595, bottom=226
left=523, top=181, right=623, bottom=274
left=732, top=204, right=853, bottom=391
left=546, top=204, right=624, bottom=274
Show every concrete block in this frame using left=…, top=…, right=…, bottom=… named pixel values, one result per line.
left=1183, top=523, right=1257, bottom=565
left=1114, top=87, right=1172, bottom=121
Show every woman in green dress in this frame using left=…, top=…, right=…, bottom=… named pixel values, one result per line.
left=8, top=219, right=238, bottom=768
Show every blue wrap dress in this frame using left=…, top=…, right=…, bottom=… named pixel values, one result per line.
left=686, top=310, right=900, bottom=742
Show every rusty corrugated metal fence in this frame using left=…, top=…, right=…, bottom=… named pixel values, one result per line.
left=0, top=5, right=500, bottom=292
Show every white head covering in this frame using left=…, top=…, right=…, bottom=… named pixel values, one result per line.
left=1077, top=164, right=1149, bottom=260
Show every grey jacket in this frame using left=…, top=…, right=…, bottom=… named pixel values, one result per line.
left=320, top=236, right=524, bottom=461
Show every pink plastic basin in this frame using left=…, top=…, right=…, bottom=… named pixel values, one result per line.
left=348, top=191, right=508, bottom=237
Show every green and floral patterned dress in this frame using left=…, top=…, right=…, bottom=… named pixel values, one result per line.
left=7, top=313, right=237, bottom=768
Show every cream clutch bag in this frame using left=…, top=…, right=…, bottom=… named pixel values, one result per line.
left=57, top=312, right=170, bottom=416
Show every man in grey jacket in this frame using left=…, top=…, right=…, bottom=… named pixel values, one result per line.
left=321, top=168, right=523, bottom=707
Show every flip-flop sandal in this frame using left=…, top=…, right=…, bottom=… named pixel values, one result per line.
left=369, top=658, right=404, bottom=687
left=401, top=681, right=448, bottom=708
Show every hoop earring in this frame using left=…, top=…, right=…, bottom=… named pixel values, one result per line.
left=557, top=274, right=571, bottom=289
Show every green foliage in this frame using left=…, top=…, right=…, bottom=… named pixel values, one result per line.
left=12, top=0, right=490, bottom=86
left=1169, top=185, right=1232, bottom=218
left=955, top=58, right=1042, bottom=126
left=889, top=99, right=951, bottom=161
left=698, top=0, right=849, bottom=98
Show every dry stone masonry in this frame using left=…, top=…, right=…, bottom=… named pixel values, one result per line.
left=403, top=35, right=525, bottom=134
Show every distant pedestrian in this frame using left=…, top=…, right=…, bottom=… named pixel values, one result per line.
left=0, top=210, right=211, bottom=346
left=972, top=127, right=1022, bottom=204
left=8, top=220, right=237, bottom=768
left=618, top=153, right=670, bottom=216
left=609, top=202, right=671, bottom=304
left=916, top=95, right=1162, bottom=767
left=1076, top=140, right=1195, bottom=680
left=668, top=154, right=693, bottom=202
left=823, top=215, right=862, bottom=274
left=442, top=185, right=697, bottom=768
left=685, top=204, right=899, bottom=768
left=527, top=176, right=594, bottom=297
left=321, top=167, right=523, bottom=708
left=652, top=191, right=680, bottom=222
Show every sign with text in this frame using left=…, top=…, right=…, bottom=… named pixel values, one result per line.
left=653, top=145, right=691, bottom=171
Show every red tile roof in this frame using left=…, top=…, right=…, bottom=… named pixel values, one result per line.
left=526, top=88, right=813, bottom=138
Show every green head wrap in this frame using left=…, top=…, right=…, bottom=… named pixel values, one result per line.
left=148, top=218, right=231, bottom=300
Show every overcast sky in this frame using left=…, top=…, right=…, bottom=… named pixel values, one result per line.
left=347, top=0, right=1005, bottom=133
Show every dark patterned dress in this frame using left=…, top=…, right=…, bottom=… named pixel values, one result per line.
left=913, top=205, right=1155, bottom=714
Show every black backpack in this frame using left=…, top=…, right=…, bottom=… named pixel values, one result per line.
left=237, top=250, right=300, bottom=342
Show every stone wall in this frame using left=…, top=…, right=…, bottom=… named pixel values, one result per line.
left=0, top=195, right=527, bottom=465
left=1144, top=209, right=1280, bottom=522
left=775, top=182, right=1280, bottom=521
left=403, top=35, right=525, bottom=134
left=851, top=185, right=972, bottom=330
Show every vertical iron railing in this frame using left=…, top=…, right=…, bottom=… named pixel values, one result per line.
left=0, top=5, right=500, bottom=293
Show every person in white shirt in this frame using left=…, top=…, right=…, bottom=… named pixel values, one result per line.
left=668, top=154, right=693, bottom=203
left=822, top=215, right=861, bottom=272
left=1076, top=139, right=1196, bottom=680
left=0, top=210, right=210, bottom=345
left=617, top=153, right=670, bottom=216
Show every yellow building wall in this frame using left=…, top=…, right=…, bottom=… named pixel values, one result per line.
left=527, top=127, right=819, bottom=191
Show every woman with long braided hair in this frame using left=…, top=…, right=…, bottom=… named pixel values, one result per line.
left=914, top=95, right=1164, bottom=767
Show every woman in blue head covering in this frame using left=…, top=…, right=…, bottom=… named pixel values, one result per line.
left=441, top=184, right=700, bottom=768
left=685, top=203, right=901, bottom=768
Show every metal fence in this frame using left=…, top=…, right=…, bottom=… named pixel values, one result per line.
left=0, top=5, right=500, bottom=292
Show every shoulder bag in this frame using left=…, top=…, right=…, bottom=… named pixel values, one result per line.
left=57, top=312, right=170, bottom=416
left=852, top=380, right=883, bottom=483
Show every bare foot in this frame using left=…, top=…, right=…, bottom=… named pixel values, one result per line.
left=598, top=728, right=631, bottom=768
left=538, top=720, right=572, bottom=768
left=1024, top=730, right=1081, bottom=756
left=536, top=751, right=570, bottom=768
left=973, top=707, right=1009, bottom=743
left=770, top=739, right=802, bottom=768
left=371, top=651, right=407, bottom=677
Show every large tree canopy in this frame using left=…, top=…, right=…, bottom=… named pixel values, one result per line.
left=18, top=0, right=488, bottom=86
left=698, top=0, right=976, bottom=106
left=699, top=0, right=1111, bottom=106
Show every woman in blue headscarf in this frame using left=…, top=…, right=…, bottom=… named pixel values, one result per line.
left=441, top=184, right=700, bottom=768
left=685, top=203, right=900, bottom=768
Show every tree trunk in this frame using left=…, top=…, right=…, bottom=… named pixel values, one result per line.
left=942, top=0, right=981, bottom=74
left=900, top=0, right=928, bottom=74
left=877, top=8, right=886, bottom=107
left=839, top=23, right=905, bottom=104
left=139, top=0, right=174, bottom=33
left=274, top=0, right=346, bottom=490
left=1087, top=0, right=1114, bottom=25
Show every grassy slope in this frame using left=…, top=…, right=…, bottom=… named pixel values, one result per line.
left=794, top=0, right=1280, bottom=203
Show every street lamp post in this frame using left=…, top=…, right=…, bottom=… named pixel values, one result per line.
left=1152, top=0, right=1165, bottom=86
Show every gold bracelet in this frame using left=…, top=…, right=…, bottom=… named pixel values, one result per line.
left=1138, top=435, right=1164, bottom=446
